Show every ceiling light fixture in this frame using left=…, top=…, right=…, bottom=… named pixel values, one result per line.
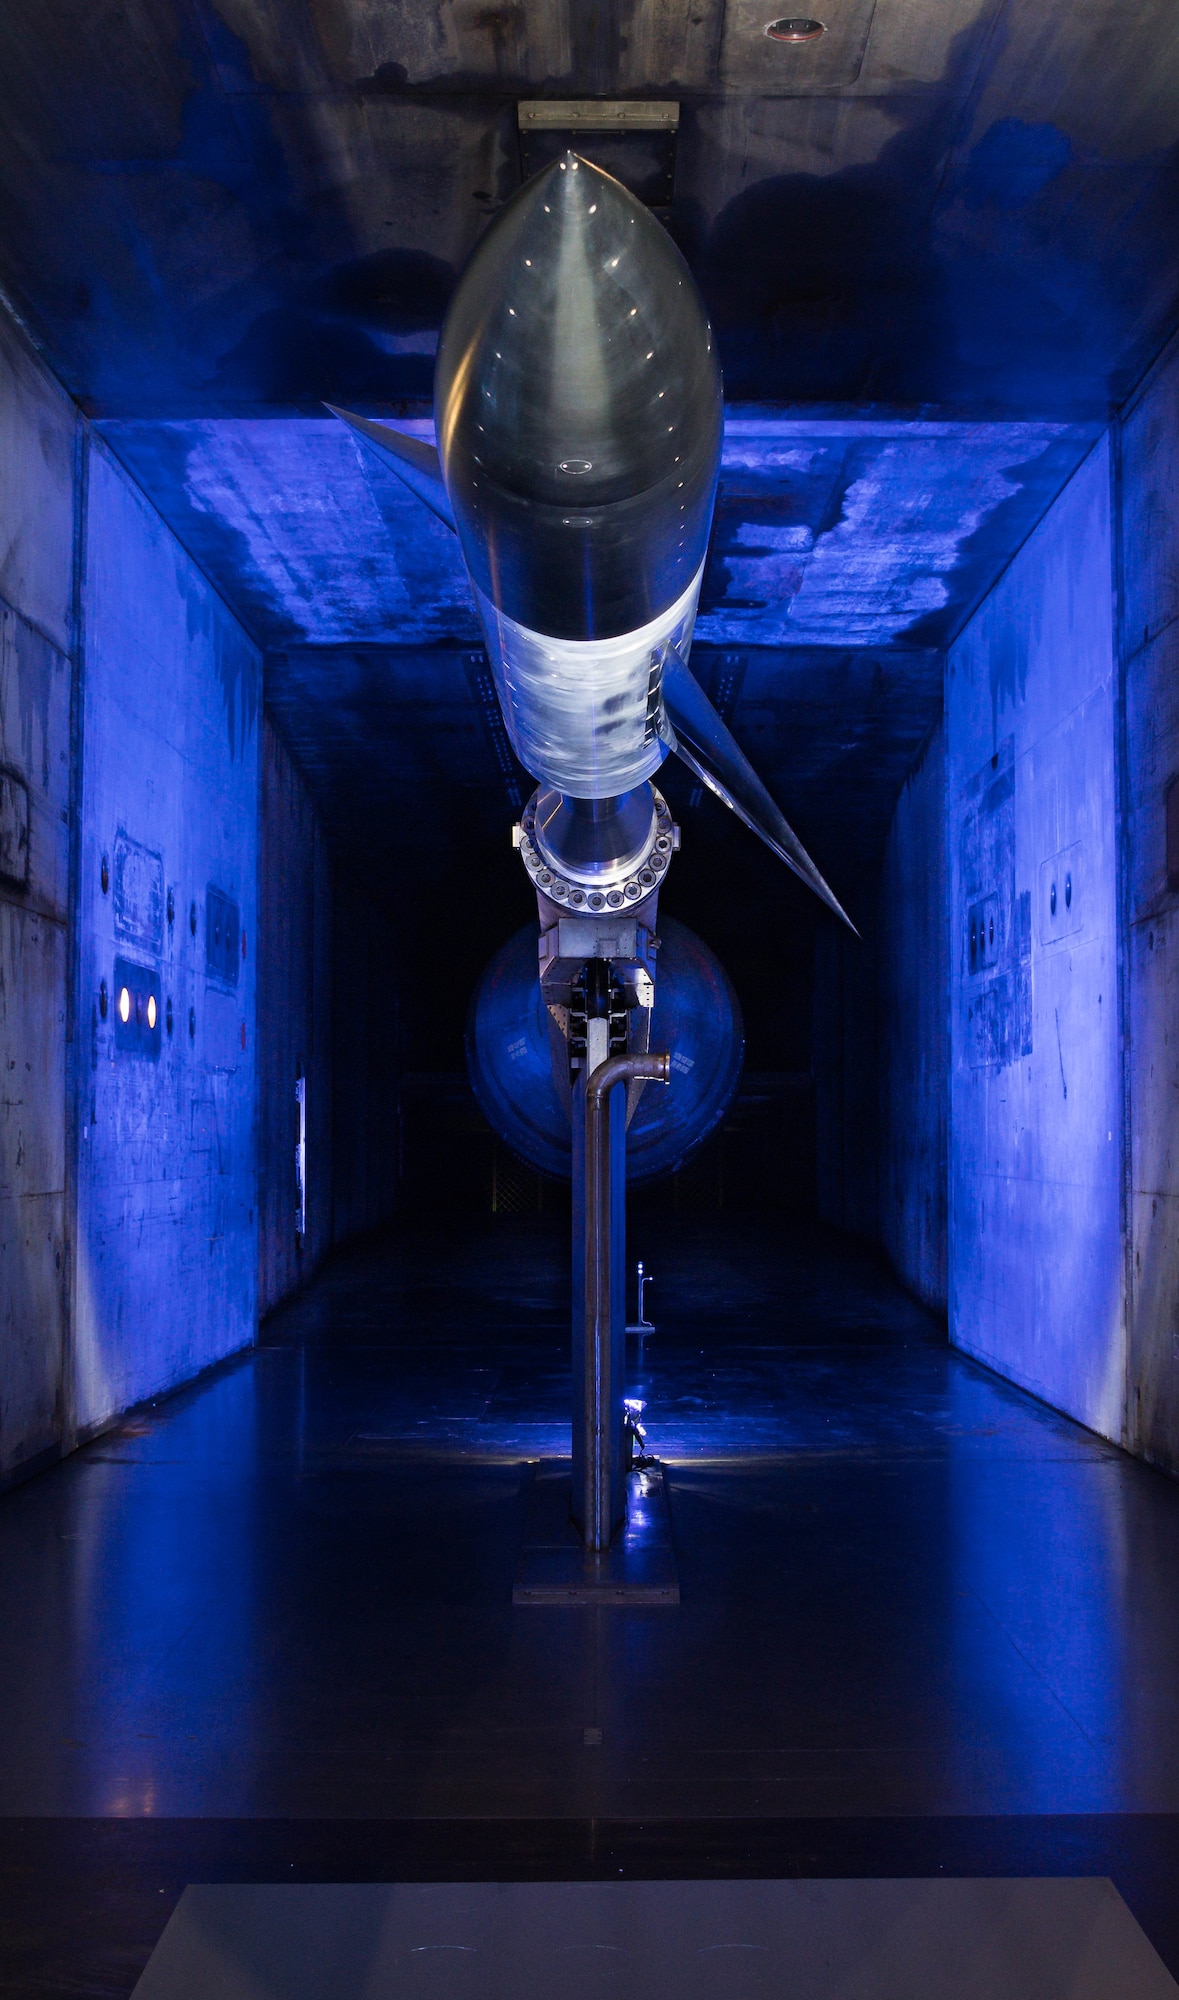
left=765, top=17, right=826, bottom=39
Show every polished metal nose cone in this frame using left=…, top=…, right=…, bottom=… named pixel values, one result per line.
left=435, top=154, right=722, bottom=642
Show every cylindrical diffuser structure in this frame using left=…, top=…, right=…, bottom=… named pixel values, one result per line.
left=435, top=153, right=723, bottom=799
left=466, top=915, right=744, bottom=1181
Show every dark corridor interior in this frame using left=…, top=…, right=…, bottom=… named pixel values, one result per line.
left=5, top=0, right=1179, bottom=1988
left=307, top=666, right=864, bottom=1230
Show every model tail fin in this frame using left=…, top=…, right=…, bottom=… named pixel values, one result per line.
left=325, top=405, right=456, bottom=531
left=661, top=646, right=856, bottom=932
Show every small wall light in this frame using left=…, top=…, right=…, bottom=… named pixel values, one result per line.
left=99, top=978, right=108, bottom=1020
left=146, top=994, right=157, bottom=1031
left=100, top=854, right=110, bottom=895
left=118, top=985, right=131, bottom=1024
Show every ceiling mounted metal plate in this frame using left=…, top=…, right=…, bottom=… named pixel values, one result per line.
left=720, top=0, right=877, bottom=90
left=517, top=102, right=680, bottom=207
left=517, top=102, right=681, bottom=131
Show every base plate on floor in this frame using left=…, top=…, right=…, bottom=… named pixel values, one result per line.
left=512, top=1459, right=679, bottom=1605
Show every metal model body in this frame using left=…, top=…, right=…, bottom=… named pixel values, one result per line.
left=330, top=153, right=852, bottom=1553
left=330, top=151, right=850, bottom=924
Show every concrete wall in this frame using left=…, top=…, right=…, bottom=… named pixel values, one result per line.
left=1, top=312, right=271, bottom=1472
left=258, top=715, right=332, bottom=1314
left=73, top=437, right=262, bottom=1429
left=330, top=879, right=401, bottom=1244
left=814, top=722, right=949, bottom=1312
left=0, top=312, right=77, bottom=1483
left=1, top=301, right=276, bottom=1475
left=1119, top=335, right=1179, bottom=1473
left=814, top=897, right=880, bottom=1245
left=805, top=391, right=1179, bottom=1463
left=947, top=439, right=1124, bottom=1438
left=1, top=299, right=357, bottom=1483
left=877, top=722, right=949, bottom=1310
left=815, top=400, right=1179, bottom=1463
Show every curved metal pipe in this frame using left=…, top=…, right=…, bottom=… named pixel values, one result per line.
left=586, top=1051, right=671, bottom=1106
left=583, top=1052, right=670, bottom=1549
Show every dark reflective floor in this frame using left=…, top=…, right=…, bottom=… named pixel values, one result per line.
left=3, top=1217, right=1179, bottom=1991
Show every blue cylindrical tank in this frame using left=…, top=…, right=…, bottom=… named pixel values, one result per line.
left=466, top=914, right=744, bottom=1181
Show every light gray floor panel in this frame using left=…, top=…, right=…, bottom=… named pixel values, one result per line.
left=132, top=1878, right=1179, bottom=2000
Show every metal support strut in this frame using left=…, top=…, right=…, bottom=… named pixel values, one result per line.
left=581, top=1051, right=670, bottom=1551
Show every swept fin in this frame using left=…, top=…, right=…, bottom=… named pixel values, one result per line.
left=326, top=404, right=456, bottom=532
left=661, top=647, right=856, bottom=932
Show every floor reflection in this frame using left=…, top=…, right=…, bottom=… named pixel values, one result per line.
left=1, top=1217, right=1177, bottom=1820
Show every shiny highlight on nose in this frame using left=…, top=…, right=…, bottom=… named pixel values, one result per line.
left=434, top=152, right=723, bottom=647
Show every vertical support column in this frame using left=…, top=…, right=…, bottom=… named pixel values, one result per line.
left=573, top=1048, right=671, bottom=1550
left=583, top=1050, right=626, bottom=1551
left=570, top=1016, right=612, bottom=1544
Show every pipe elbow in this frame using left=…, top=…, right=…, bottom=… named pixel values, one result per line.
left=585, top=1051, right=671, bottom=1107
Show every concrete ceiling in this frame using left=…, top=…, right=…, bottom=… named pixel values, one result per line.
left=2, top=0, right=1175, bottom=921
left=93, top=403, right=1091, bottom=933
left=2, top=0, right=1177, bottom=415
left=98, top=411, right=1098, bottom=652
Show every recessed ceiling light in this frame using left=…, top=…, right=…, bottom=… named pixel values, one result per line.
left=765, top=17, right=826, bottom=40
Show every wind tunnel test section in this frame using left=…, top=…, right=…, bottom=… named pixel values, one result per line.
left=330, top=152, right=851, bottom=1568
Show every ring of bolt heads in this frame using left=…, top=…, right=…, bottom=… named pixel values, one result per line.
left=517, top=784, right=674, bottom=909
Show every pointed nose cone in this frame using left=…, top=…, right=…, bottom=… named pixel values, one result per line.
left=435, top=154, right=722, bottom=641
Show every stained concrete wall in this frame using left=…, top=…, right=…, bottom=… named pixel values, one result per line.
left=1119, top=335, right=1179, bottom=1473
left=258, top=715, right=332, bottom=1314
left=877, top=722, right=949, bottom=1311
left=814, top=722, right=949, bottom=1311
left=0, top=311, right=77, bottom=1483
left=814, top=401, right=1179, bottom=1458
left=330, top=879, right=401, bottom=1244
left=3, top=310, right=266, bottom=1463
left=73, top=437, right=262, bottom=1431
left=947, top=439, right=1124, bottom=1437
left=814, top=899, right=880, bottom=1245
left=3, top=295, right=359, bottom=1477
